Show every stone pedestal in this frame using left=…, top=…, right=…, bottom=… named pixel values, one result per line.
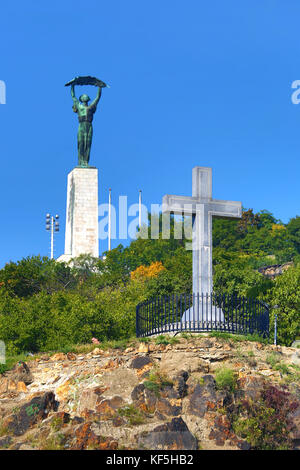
left=58, top=167, right=99, bottom=261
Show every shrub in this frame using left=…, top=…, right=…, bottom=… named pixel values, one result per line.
left=265, top=264, right=300, bottom=346
left=118, top=405, right=145, bottom=425
left=143, top=369, right=173, bottom=396
left=215, top=367, right=237, bottom=392
left=234, top=385, right=299, bottom=450
left=0, top=281, right=146, bottom=354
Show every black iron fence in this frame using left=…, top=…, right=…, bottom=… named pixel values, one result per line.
left=136, top=293, right=269, bottom=338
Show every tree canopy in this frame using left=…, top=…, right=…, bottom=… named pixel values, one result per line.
left=0, top=208, right=299, bottom=351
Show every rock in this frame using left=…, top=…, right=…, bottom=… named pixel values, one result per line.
left=130, top=355, right=152, bottom=370
left=131, top=383, right=146, bottom=402
left=71, top=422, right=118, bottom=450
left=259, top=370, right=278, bottom=377
left=197, top=359, right=210, bottom=373
left=50, top=411, right=71, bottom=427
left=188, top=375, right=218, bottom=418
left=0, top=436, right=12, bottom=449
left=237, top=375, right=266, bottom=401
left=3, top=392, right=57, bottom=436
left=40, top=355, right=50, bottom=361
left=131, top=382, right=181, bottom=418
left=0, top=379, right=28, bottom=395
left=95, top=396, right=125, bottom=420
left=112, top=415, right=126, bottom=427
left=10, top=362, right=33, bottom=385
left=100, top=368, right=139, bottom=400
left=137, top=417, right=197, bottom=450
left=50, top=353, right=67, bottom=362
left=200, top=339, right=213, bottom=348
left=55, top=380, right=72, bottom=401
left=102, top=358, right=121, bottom=370
left=156, top=397, right=181, bottom=417
left=0, top=378, right=8, bottom=394
left=17, top=381, right=27, bottom=393
left=132, top=385, right=157, bottom=414
left=92, top=348, right=104, bottom=356
left=291, top=351, right=300, bottom=367
left=130, top=356, right=153, bottom=377
left=209, top=414, right=234, bottom=446
left=199, top=352, right=231, bottom=362
left=172, top=371, right=189, bottom=398
left=67, top=352, right=76, bottom=361
left=77, top=386, right=108, bottom=415
left=138, top=343, right=150, bottom=353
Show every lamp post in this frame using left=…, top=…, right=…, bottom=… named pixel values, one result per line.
left=273, top=305, right=279, bottom=346
left=46, top=213, right=59, bottom=259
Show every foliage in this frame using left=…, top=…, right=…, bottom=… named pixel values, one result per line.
left=0, top=280, right=146, bottom=354
left=287, top=216, right=300, bottom=252
left=154, top=334, right=179, bottom=345
left=0, top=207, right=299, bottom=353
left=130, top=261, right=166, bottom=281
left=264, top=263, right=300, bottom=346
left=266, top=353, right=290, bottom=375
left=234, top=385, right=299, bottom=450
left=0, top=256, right=75, bottom=298
left=143, top=369, right=173, bottom=396
left=215, top=367, right=237, bottom=392
left=118, top=405, right=145, bottom=425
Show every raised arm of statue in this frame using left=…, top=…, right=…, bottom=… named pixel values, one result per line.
left=71, top=84, right=78, bottom=102
left=89, top=86, right=102, bottom=109
left=71, top=84, right=79, bottom=112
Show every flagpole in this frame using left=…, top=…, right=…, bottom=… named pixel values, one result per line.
left=108, top=188, right=112, bottom=251
left=139, top=189, right=142, bottom=231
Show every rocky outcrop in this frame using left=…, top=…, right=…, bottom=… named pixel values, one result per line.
left=0, top=336, right=299, bottom=450
left=258, top=262, right=293, bottom=279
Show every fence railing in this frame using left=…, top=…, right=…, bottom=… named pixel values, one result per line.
left=136, top=293, right=269, bottom=338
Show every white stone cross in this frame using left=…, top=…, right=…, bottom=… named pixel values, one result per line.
left=163, top=166, right=242, bottom=296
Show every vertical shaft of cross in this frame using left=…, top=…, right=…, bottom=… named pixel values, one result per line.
left=192, top=167, right=212, bottom=295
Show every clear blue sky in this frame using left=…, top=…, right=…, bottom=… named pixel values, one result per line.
left=0, top=1, right=299, bottom=267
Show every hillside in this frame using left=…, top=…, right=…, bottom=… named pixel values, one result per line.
left=0, top=209, right=299, bottom=355
left=0, top=334, right=300, bottom=450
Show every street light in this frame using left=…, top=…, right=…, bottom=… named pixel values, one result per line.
left=273, top=305, right=280, bottom=346
left=46, top=213, right=59, bottom=259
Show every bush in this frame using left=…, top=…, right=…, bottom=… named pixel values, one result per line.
left=265, top=263, right=300, bottom=346
left=144, top=369, right=173, bottom=396
left=0, top=281, right=146, bottom=354
left=234, top=385, right=299, bottom=450
left=118, top=405, right=145, bottom=425
left=215, top=367, right=237, bottom=392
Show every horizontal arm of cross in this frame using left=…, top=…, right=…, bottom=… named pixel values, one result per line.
left=162, top=195, right=199, bottom=215
left=162, top=195, right=242, bottom=219
left=208, top=199, right=242, bottom=219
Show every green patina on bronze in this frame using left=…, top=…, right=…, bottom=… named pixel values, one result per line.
left=65, top=76, right=108, bottom=167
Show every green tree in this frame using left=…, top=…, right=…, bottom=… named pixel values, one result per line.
left=264, top=263, right=300, bottom=345
left=287, top=216, right=300, bottom=253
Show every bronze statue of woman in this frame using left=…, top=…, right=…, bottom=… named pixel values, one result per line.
left=66, top=76, right=108, bottom=167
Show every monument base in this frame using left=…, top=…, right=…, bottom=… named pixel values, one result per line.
left=58, top=167, right=99, bottom=260
left=181, top=299, right=225, bottom=323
